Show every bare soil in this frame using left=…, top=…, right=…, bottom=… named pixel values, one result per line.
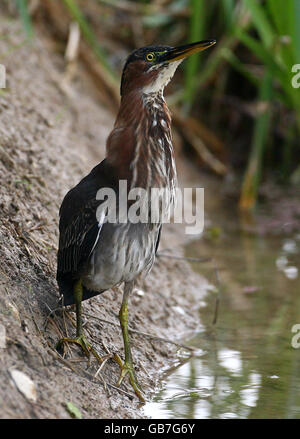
left=0, top=17, right=209, bottom=418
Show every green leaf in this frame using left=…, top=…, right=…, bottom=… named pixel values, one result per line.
left=292, top=0, right=300, bottom=61
left=183, top=0, right=206, bottom=111
left=16, top=0, right=34, bottom=39
left=243, top=0, right=274, bottom=48
left=221, top=48, right=259, bottom=87
left=65, top=402, right=82, bottom=419
left=221, top=0, right=235, bottom=29
left=235, top=28, right=289, bottom=89
left=239, top=70, right=273, bottom=210
left=267, top=0, right=291, bottom=36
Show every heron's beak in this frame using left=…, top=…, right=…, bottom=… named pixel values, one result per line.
left=161, top=39, right=216, bottom=63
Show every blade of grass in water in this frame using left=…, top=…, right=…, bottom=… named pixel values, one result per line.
left=183, top=0, right=206, bottom=113
left=16, top=0, right=34, bottom=39
left=239, top=70, right=273, bottom=211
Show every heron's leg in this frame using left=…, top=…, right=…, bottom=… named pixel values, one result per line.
left=56, top=279, right=106, bottom=364
left=114, top=281, right=145, bottom=402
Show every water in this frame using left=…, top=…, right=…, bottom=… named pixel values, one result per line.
left=144, top=184, right=300, bottom=419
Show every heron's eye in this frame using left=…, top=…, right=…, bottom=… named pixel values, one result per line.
left=146, top=52, right=155, bottom=62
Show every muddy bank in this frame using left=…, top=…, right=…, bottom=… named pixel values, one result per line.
left=0, top=17, right=209, bottom=418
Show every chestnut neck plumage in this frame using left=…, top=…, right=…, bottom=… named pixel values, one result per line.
left=106, top=87, right=177, bottom=199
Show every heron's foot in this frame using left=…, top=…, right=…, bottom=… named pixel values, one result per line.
left=113, top=354, right=145, bottom=402
left=56, top=334, right=105, bottom=364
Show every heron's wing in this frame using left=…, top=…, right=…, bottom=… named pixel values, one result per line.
left=57, top=201, right=101, bottom=274
left=57, top=159, right=115, bottom=276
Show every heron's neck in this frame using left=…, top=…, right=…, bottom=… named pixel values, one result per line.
left=115, top=89, right=170, bottom=130
left=106, top=89, right=177, bottom=193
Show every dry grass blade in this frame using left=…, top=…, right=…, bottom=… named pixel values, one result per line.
left=173, top=110, right=227, bottom=176
left=41, top=0, right=119, bottom=111
left=65, top=21, right=80, bottom=63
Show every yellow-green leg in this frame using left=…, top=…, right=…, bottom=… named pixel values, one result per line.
left=114, top=281, right=145, bottom=402
left=57, top=279, right=103, bottom=363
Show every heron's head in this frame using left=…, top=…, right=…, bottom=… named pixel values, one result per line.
left=120, top=40, right=216, bottom=96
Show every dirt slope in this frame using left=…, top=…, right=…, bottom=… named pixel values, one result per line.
left=0, top=17, right=208, bottom=419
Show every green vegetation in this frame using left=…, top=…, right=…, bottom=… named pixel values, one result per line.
left=15, top=0, right=33, bottom=39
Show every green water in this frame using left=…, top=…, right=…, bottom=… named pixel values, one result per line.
left=144, top=189, right=300, bottom=419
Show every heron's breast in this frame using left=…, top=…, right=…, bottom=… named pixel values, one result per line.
left=82, top=222, right=160, bottom=291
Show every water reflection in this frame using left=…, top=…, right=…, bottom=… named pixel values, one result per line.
left=218, top=348, right=242, bottom=376
left=144, top=208, right=300, bottom=418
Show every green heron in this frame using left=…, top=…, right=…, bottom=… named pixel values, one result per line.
left=56, top=39, right=216, bottom=401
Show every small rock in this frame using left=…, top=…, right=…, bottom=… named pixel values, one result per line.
left=109, top=397, right=121, bottom=411
left=172, top=305, right=185, bottom=315
left=0, top=324, right=6, bottom=348
left=134, top=288, right=145, bottom=297
left=9, top=369, right=37, bottom=402
left=5, top=301, right=21, bottom=325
